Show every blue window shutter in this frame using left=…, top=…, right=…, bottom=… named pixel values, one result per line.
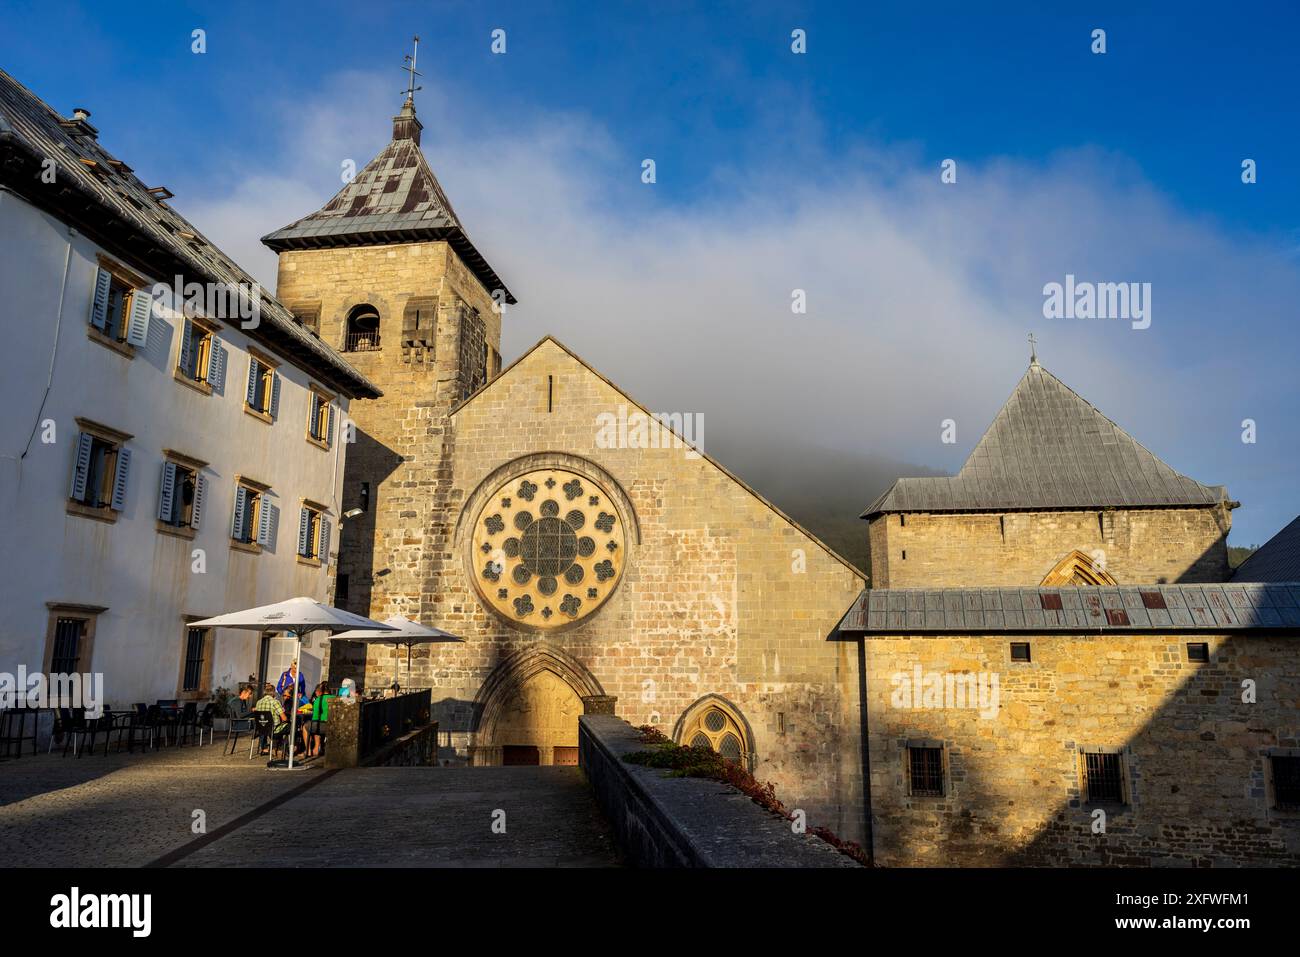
left=326, top=402, right=335, bottom=446
left=256, top=497, right=274, bottom=547
left=177, top=323, right=194, bottom=378
left=209, top=339, right=226, bottom=392
left=269, top=372, right=281, bottom=420
left=297, top=507, right=311, bottom=556
left=319, top=516, right=331, bottom=561
left=231, top=486, right=248, bottom=539
left=158, top=461, right=177, bottom=522
left=89, top=268, right=111, bottom=331
left=125, top=289, right=152, bottom=347
left=190, top=473, right=206, bottom=530
left=69, top=433, right=94, bottom=500
left=245, top=358, right=259, bottom=407
left=110, top=447, right=131, bottom=511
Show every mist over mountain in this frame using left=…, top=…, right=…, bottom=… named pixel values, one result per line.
left=703, top=433, right=946, bottom=577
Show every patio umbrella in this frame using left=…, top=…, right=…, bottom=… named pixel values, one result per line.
left=331, top=616, right=464, bottom=691
left=191, top=597, right=397, bottom=770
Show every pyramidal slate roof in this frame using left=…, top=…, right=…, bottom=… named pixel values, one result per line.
left=1233, top=516, right=1300, bottom=583
left=864, top=361, right=1228, bottom=516
left=262, top=99, right=515, bottom=304
left=0, top=69, right=379, bottom=399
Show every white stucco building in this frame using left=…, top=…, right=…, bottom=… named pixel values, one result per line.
left=0, top=70, right=380, bottom=711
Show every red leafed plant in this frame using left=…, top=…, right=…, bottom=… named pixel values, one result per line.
left=623, top=727, right=870, bottom=866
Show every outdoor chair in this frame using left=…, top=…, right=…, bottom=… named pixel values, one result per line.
left=249, top=710, right=287, bottom=761
left=52, top=708, right=96, bottom=757
left=0, top=707, right=39, bottom=760
left=176, top=702, right=199, bottom=745
left=227, top=709, right=255, bottom=755
left=192, top=703, right=217, bottom=747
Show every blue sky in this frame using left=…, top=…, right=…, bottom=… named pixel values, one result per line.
left=3, top=1, right=1297, bottom=546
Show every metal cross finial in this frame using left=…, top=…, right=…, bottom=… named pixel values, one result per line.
left=402, top=35, right=423, bottom=103
left=1028, top=332, right=1039, bottom=366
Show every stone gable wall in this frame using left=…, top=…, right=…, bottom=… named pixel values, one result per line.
left=868, top=507, right=1231, bottom=588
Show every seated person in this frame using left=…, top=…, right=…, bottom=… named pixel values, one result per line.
left=226, top=684, right=253, bottom=718
left=252, top=683, right=288, bottom=755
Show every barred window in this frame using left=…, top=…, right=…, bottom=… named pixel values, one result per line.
left=1083, top=751, right=1126, bottom=804
left=908, top=746, right=945, bottom=797
left=50, top=617, right=86, bottom=675
left=181, top=627, right=207, bottom=693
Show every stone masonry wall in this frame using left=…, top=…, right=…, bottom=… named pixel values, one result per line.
left=868, top=507, right=1231, bottom=588
left=274, top=241, right=500, bottom=636
left=862, top=631, right=1300, bottom=866
left=396, top=339, right=866, bottom=840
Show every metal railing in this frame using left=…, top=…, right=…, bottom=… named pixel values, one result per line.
left=358, top=689, right=431, bottom=760
left=344, top=331, right=382, bottom=352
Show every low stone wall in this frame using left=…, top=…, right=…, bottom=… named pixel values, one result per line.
left=579, top=714, right=859, bottom=868
left=362, top=721, right=438, bottom=767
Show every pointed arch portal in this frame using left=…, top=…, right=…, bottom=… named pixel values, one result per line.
left=1040, top=549, right=1118, bottom=586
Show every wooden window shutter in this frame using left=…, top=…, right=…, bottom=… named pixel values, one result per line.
left=245, top=358, right=260, bottom=406
left=269, top=372, right=281, bottom=419
left=158, top=461, right=177, bottom=521
left=297, top=507, right=311, bottom=556
left=318, top=516, right=331, bottom=561
left=89, top=267, right=111, bottom=331
left=190, top=474, right=206, bottom=530
left=256, top=500, right=276, bottom=547
left=177, top=321, right=194, bottom=376
left=125, top=289, right=152, bottom=347
left=69, top=433, right=94, bottom=500
left=110, top=447, right=131, bottom=511
left=231, top=486, right=248, bottom=538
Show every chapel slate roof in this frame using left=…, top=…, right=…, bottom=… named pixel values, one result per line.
left=863, top=362, right=1228, bottom=516
left=833, top=583, right=1300, bottom=635
left=261, top=101, right=515, bottom=304
left=0, top=69, right=380, bottom=399
left=1233, top=516, right=1300, bottom=583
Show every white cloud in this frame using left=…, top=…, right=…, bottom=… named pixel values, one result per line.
left=177, top=68, right=1300, bottom=544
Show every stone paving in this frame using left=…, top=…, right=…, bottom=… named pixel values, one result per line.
left=0, top=742, right=620, bottom=867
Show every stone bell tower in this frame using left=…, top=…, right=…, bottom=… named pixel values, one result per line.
left=262, top=88, right=515, bottom=642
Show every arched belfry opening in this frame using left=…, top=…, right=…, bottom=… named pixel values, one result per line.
left=469, top=644, right=604, bottom=767
left=344, top=303, right=382, bottom=352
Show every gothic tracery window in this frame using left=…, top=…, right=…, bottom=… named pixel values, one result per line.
left=472, top=468, right=625, bottom=630
left=679, top=700, right=750, bottom=768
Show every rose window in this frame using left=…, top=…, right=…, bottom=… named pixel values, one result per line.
left=472, top=467, right=625, bottom=629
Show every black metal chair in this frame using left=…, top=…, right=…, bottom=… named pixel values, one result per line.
left=176, top=702, right=199, bottom=745
left=52, top=708, right=96, bottom=757
left=249, top=710, right=288, bottom=760
left=192, top=703, right=217, bottom=747
left=0, top=708, right=39, bottom=759
left=226, top=706, right=254, bottom=755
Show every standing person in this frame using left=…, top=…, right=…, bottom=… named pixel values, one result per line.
left=277, top=660, right=306, bottom=711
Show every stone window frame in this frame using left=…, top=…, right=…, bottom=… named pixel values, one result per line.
left=243, top=346, right=281, bottom=424
left=87, top=254, right=149, bottom=358
left=903, top=738, right=948, bottom=799
left=172, top=312, right=221, bottom=396
left=66, top=417, right=133, bottom=525
left=673, top=694, right=756, bottom=773
left=175, top=615, right=215, bottom=700
left=305, top=384, right=336, bottom=451
left=156, top=448, right=209, bottom=541
left=1077, top=744, right=1132, bottom=808
left=42, top=602, right=106, bottom=685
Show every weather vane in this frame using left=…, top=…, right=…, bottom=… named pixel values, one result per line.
left=402, top=35, right=423, bottom=103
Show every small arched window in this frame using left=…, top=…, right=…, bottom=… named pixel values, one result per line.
left=676, top=696, right=753, bottom=770
left=344, top=304, right=381, bottom=352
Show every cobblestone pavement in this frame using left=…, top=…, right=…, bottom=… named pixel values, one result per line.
left=1, top=745, right=620, bottom=867
left=177, top=767, right=621, bottom=867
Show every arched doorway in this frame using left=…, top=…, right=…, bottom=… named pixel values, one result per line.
left=470, top=644, right=604, bottom=766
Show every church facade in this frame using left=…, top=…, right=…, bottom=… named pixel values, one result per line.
left=262, top=97, right=867, bottom=838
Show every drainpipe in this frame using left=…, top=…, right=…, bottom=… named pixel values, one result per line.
left=0, top=186, right=75, bottom=472
left=858, top=637, right=876, bottom=863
